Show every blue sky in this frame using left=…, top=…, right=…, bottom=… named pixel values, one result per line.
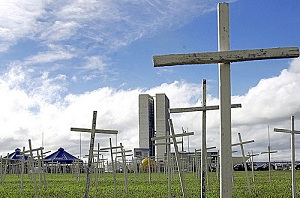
left=0, top=0, right=300, bottom=162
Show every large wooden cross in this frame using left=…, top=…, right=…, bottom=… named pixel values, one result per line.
left=274, top=116, right=300, bottom=198
left=71, top=111, right=118, bottom=198
left=152, top=3, right=299, bottom=197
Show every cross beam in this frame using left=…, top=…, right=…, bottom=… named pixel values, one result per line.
left=71, top=128, right=118, bottom=134
left=153, top=47, right=299, bottom=67
left=170, top=104, right=241, bottom=113
left=231, top=140, right=254, bottom=147
left=151, top=132, right=194, bottom=141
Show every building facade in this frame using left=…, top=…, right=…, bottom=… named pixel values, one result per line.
left=155, top=93, right=170, bottom=161
left=138, top=94, right=155, bottom=156
left=138, top=93, right=170, bottom=160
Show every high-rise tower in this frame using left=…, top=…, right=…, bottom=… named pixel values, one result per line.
left=155, top=93, right=170, bottom=161
left=138, top=94, right=155, bottom=156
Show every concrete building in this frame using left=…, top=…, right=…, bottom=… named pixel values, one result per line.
left=138, top=94, right=155, bottom=156
left=155, top=93, right=170, bottom=161
left=138, top=93, right=170, bottom=160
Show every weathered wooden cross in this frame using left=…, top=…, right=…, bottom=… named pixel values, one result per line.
left=247, top=151, right=259, bottom=182
left=152, top=119, right=194, bottom=198
left=114, top=143, right=132, bottom=194
left=194, top=146, right=216, bottom=191
left=25, top=139, right=44, bottom=198
left=170, top=79, right=241, bottom=197
left=153, top=135, right=173, bottom=197
left=274, top=115, right=300, bottom=198
left=98, top=138, right=123, bottom=198
left=92, top=142, right=109, bottom=189
left=232, top=133, right=254, bottom=195
left=71, top=111, right=118, bottom=198
left=1, top=153, right=10, bottom=186
left=152, top=2, right=299, bottom=197
left=261, top=146, right=277, bottom=183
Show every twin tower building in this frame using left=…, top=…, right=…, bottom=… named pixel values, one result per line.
left=138, top=93, right=170, bottom=161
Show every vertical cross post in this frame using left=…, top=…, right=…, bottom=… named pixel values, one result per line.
left=20, top=147, right=26, bottom=194
left=202, top=79, right=207, bottom=197
left=109, top=138, right=117, bottom=198
left=83, top=111, right=96, bottom=198
left=218, top=3, right=232, bottom=197
left=169, top=119, right=187, bottom=198
left=274, top=116, right=300, bottom=198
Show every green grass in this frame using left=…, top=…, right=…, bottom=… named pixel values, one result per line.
left=0, top=171, right=300, bottom=197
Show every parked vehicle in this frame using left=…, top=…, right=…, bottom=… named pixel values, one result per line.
left=233, top=164, right=251, bottom=171
left=295, top=163, right=300, bottom=170
left=255, top=163, right=275, bottom=171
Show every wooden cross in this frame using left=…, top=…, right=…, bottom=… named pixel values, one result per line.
left=170, top=79, right=241, bottom=198
left=274, top=115, right=300, bottom=198
left=113, top=143, right=132, bottom=194
left=152, top=119, right=194, bottom=198
left=1, top=153, right=10, bottom=186
left=247, top=151, right=259, bottom=182
left=98, top=138, right=123, bottom=198
left=26, top=139, right=44, bottom=198
left=232, top=133, right=254, bottom=195
left=261, top=146, right=277, bottom=183
left=152, top=3, right=299, bottom=197
left=153, top=136, right=173, bottom=197
left=194, top=146, right=216, bottom=191
left=92, top=143, right=109, bottom=189
left=71, top=111, right=118, bottom=198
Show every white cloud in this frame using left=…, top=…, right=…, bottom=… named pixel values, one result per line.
left=0, top=0, right=220, bottom=52
left=0, top=1, right=45, bottom=51
left=81, top=56, right=108, bottom=71
left=24, top=44, right=76, bottom=64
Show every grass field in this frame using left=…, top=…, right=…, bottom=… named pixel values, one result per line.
left=0, top=170, right=300, bottom=197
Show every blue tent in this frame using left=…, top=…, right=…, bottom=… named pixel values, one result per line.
left=44, top=147, right=82, bottom=164
left=4, top=148, right=28, bottom=160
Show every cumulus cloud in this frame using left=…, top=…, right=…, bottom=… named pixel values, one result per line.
left=0, top=58, right=300, bottom=162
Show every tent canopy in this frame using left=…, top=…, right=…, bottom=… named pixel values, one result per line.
left=44, top=147, right=82, bottom=164
left=4, top=148, right=28, bottom=160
